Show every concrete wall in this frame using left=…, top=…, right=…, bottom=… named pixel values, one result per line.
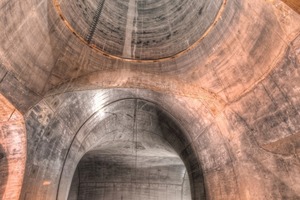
left=0, top=94, right=26, bottom=200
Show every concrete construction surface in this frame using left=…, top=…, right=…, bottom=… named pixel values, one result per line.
left=0, top=0, right=300, bottom=199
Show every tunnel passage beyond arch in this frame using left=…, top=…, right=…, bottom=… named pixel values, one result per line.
left=58, top=98, right=205, bottom=200
left=68, top=138, right=191, bottom=200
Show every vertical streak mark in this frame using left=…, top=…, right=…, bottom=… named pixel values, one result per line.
left=132, top=2, right=139, bottom=58
left=123, top=0, right=137, bottom=58
left=86, top=0, right=106, bottom=44
left=133, top=99, right=138, bottom=183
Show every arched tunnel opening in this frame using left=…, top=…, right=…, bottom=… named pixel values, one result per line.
left=57, top=98, right=205, bottom=200
left=68, top=138, right=191, bottom=200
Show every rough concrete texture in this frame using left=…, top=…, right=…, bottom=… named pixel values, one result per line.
left=0, top=94, right=26, bottom=200
left=282, top=0, right=300, bottom=14
left=57, top=0, right=224, bottom=60
left=0, top=0, right=300, bottom=200
left=23, top=97, right=204, bottom=200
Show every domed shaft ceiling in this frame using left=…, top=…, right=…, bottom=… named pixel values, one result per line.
left=56, top=0, right=224, bottom=60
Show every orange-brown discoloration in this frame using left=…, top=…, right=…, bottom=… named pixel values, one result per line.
left=282, top=0, right=300, bottom=14
left=0, top=94, right=26, bottom=200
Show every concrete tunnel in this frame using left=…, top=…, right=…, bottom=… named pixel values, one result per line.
left=0, top=0, right=300, bottom=199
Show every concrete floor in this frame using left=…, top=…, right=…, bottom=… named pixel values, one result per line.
left=0, top=0, right=300, bottom=199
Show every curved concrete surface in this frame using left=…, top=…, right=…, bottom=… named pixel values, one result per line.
left=0, top=94, right=26, bottom=200
left=56, top=0, right=224, bottom=60
left=0, top=0, right=300, bottom=199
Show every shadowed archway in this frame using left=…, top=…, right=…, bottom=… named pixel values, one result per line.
left=59, top=98, right=205, bottom=200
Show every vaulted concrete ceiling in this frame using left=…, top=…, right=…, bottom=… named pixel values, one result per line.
left=0, top=0, right=300, bottom=200
left=56, top=0, right=224, bottom=60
